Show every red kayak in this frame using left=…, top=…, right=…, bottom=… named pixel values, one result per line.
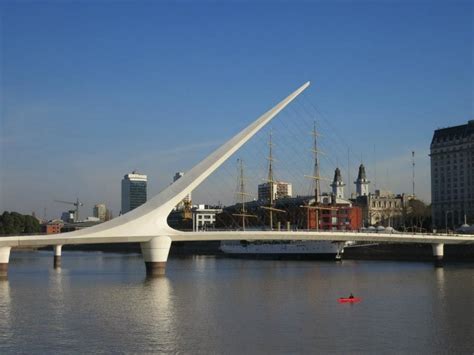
left=338, top=297, right=361, bottom=303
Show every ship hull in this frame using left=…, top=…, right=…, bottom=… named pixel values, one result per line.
left=220, top=241, right=345, bottom=261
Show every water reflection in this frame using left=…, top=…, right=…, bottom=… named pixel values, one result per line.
left=48, top=267, right=68, bottom=327
left=0, top=281, right=12, bottom=345
left=138, top=277, right=178, bottom=352
left=435, top=267, right=445, bottom=298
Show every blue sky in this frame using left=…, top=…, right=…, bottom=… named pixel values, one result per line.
left=1, top=0, right=472, bottom=219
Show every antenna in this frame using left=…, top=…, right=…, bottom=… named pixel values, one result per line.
left=412, top=151, right=415, bottom=197
left=373, top=144, right=377, bottom=191
left=347, top=147, right=351, bottom=197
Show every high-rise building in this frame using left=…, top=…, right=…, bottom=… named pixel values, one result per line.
left=430, top=120, right=474, bottom=229
left=258, top=181, right=292, bottom=201
left=93, top=203, right=107, bottom=222
left=121, top=171, right=147, bottom=214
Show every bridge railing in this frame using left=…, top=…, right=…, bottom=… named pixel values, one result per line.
left=190, top=228, right=466, bottom=238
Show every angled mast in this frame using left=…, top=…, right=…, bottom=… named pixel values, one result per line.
left=232, top=159, right=256, bottom=230
left=302, top=121, right=332, bottom=231
left=260, top=129, right=286, bottom=229
left=311, top=121, right=321, bottom=204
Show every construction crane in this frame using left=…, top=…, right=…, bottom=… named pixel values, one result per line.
left=54, top=198, right=83, bottom=222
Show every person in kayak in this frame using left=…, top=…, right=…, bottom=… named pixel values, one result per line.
left=349, top=293, right=354, bottom=299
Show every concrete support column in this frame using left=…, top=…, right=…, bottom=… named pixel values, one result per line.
left=54, top=245, right=62, bottom=269
left=432, top=243, right=444, bottom=268
left=140, top=236, right=172, bottom=277
left=0, top=247, right=12, bottom=280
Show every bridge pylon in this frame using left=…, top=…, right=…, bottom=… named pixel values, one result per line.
left=141, top=237, right=172, bottom=277
left=54, top=245, right=62, bottom=269
left=0, top=247, right=11, bottom=280
left=432, top=243, right=444, bottom=268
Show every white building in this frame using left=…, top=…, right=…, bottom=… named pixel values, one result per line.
left=121, top=171, right=147, bottom=214
left=93, top=203, right=107, bottom=222
left=258, top=181, right=292, bottom=202
left=192, top=204, right=223, bottom=231
left=61, top=210, right=75, bottom=223
left=350, top=164, right=412, bottom=227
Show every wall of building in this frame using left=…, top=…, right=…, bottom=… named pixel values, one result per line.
left=431, top=120, right=474, bottom=229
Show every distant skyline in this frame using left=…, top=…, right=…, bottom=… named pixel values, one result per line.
left=1, top=0, right=472, bottom=219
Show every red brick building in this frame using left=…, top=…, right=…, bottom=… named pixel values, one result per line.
left=306, top=205, right=362, bottom=231
left=41, top=220, right=63, bottom=234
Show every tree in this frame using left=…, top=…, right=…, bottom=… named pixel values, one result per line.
left=0, top=211, right=41, bottom=235
left=406, top=199, right=431, bottom=232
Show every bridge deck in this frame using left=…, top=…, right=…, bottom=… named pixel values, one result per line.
left=1, top=231, right=473, bottom=248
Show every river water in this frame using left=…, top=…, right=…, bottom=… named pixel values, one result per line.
left=0, top=251, right=473, bottom=354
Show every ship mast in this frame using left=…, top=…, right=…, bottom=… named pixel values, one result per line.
left=260, top=129, right=285, bottom=230
left=302, top=121, right=326, bottom=231
left=312, top=121, right=321, bottom=205
left=232, top=159, right=255, bottom=231
left=268, top=129, right=274, bottom=228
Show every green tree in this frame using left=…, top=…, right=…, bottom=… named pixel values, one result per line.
left=0, top=211, right=41, bottom=235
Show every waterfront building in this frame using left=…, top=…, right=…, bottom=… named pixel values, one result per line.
left=355, top=190, right=410, bottom=228
left=41, top=219, right=63, bottom=234
left=192, top=204, right=223, bottom=231
left=430, top=120, right=474, bottom=229
left=258, top=181, right=293, bottom=202
left=121, top=171, right=147, bottom=214
left=216, top=194, right=362, bottom=231
left=351, top=165, right=410, bottom=228
left=60, top=210, right=75, bottom=223
left=312, top=198, right=363, bottom=231
left=60, top=219, right=103, bottom=233
left=93, top=203, right=107, bottom=222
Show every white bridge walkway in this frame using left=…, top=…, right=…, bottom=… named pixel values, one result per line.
left=1, top=82, right=473, bottom=278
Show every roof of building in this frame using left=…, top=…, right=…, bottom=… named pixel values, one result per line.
left=332, top=167, right=343, bottom=184
left=357, top=164, right=367, bottom=180
left=431, top=120, right=474, bottom=145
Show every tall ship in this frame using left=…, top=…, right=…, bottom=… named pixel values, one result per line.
left=220, top=124, right=351, bottom=260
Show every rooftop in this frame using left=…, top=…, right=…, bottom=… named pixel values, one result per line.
left=431, top=120, right=474, bottom=145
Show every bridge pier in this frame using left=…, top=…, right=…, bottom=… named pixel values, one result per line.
left=53, top=245, right=62, bottom=269
left=0, top=247, right=11, bottom=280
left=140, top=236, right=171, bottom=277
left=432, top=243, right=444, bottom=267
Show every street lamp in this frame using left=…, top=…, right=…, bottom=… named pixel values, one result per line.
left=445, top=210, right=453, bottom=234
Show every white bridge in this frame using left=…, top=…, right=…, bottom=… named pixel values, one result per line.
left=1, top=82, right=473, bottom=278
